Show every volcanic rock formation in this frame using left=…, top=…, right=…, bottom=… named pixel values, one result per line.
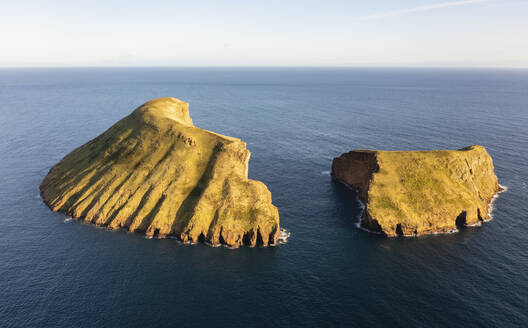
left=331, top=145, right=502, bottom=236
left=40, top=98, right=280, bottom=247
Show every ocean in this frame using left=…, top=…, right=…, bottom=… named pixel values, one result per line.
left=0, top=68, right=526, bottom=327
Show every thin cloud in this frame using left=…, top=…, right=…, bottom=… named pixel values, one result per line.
left=360, top=0, right=495, bottom=20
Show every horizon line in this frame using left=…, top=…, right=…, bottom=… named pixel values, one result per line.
left=1, top=65, right=527, bottom=70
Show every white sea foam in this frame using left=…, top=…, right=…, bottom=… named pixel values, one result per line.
left=277, top=228, right=291, bottom=244
left=353, top=184, right=507, bottom=235
left=336, top=180, right=363, bottom=229
left=353, top=198, right=377, bottom=233
left=63, top=217, right=72, bottom=223
left=354, top=222, right=383, bottom=235
left=486, top=184, right=507, bottom=221
left=320, top=170, right=331, bottom=176
left=429, top=228, right=459, bottom=235
left=357, top=199, right=365, bottom=211
left=167, top=236, right=184, bottom=245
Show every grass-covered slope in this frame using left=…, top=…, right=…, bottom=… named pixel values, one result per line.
left=332, top=146, right=501, bottom=236
left=40, top=98, right=279, bottom=247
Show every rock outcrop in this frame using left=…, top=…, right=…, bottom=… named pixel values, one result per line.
left=40, top=98, right=279, bottom=247
left=331, top=145, right=502, bottom=236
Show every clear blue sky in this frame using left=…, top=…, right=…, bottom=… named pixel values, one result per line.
left=1, top=0, right=527, bottom=67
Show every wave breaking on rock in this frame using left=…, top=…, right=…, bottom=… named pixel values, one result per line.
left=332, top=145, right=502, bottom=237
left=40, top=98, right=280, bottom=248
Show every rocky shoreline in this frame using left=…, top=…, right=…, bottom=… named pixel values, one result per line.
left=332, top=145, right=501, bottom=237
left=40, top=98, right=280, bottom=248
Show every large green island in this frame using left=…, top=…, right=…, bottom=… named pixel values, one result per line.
left=40, top=98, right=280, bottom=247
left=331, top=145, right=502, bottom=236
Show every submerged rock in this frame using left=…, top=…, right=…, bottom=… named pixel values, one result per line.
left=40, top=98, right=279, bottom=247
left=331, top=145, right=502, bottom=236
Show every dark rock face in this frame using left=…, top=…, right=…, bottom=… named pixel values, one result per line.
left=331, top=150, right=378, bottom=203
left=332, top=146, right=502, bottom=237
left=40, top=98, right=280, bottom=248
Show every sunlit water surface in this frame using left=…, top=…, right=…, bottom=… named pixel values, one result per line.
left=0, top=68, right=527, bottom=327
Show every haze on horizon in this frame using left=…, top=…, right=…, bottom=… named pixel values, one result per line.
left=1, top=0, right=527, bottom=68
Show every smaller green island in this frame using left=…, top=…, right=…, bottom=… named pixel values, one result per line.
left=40, top=98, right=280, bottom=248
left=331, top=145, right=503, bottom=236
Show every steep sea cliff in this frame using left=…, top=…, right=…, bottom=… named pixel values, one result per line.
left=332, top=145, right=502, bottom=236
left=40, top=98, right=280, bottom=247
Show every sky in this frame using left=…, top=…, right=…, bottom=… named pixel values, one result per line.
left=0, top=0, right=527, bottom=68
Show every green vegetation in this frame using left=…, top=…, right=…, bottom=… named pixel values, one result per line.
left=333, top=146, right=500, bottom=236
left=40, top=98, right=279, bottom=247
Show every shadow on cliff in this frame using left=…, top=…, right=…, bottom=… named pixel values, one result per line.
left=330, top=180, right=364, bottom=229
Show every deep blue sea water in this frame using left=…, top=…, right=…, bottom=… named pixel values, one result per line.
left=0, top=68, right=527, bottom=327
